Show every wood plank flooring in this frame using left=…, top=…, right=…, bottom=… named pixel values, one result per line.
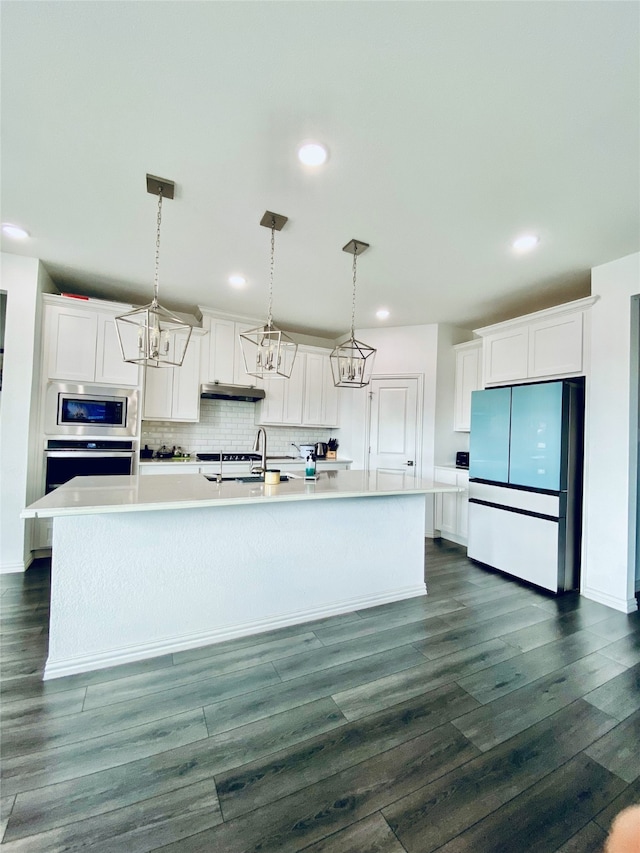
left=1, top=539, right=639, bottom=852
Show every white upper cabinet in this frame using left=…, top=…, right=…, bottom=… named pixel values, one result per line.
left=453, top=340, right=482, bottom=432
left=44, top=295, right=140, bottom=387
left=475, top=296, right=596, bottom=386
left=256, top=348, right=339, bottom=428
left=258, top=354, right=305, bottom=425
left=200, top=311, right=263, bottom=389
left=143, top=331, right=203, bottom=422
left=302, top=350, right=339, bottom=427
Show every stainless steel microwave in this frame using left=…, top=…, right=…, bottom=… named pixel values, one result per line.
left=45, top=382, right=139, bottom=437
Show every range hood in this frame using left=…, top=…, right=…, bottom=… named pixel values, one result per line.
left=200, top=383, right=265, bottom=402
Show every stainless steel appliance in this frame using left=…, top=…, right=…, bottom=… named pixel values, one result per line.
left=314, top=442, right=328, bottom=458
left=44, top=439, right=136, bottom=493
left=45, top=382, right=138, bottom=437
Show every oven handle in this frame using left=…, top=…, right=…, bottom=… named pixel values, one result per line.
left=44, top=451, right=135, bottom=458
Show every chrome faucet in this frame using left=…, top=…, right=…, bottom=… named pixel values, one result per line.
left=252, top=428, right=267, bottom=475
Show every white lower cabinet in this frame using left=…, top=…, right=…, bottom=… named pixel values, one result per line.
left=142, top=332, right=203, bottom=422
left=434, top=466, right=469, bottom=545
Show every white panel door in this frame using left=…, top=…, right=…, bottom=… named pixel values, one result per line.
left=46, top=304, right=98, bottom=381
left=368, top=377, right=419, bottom=476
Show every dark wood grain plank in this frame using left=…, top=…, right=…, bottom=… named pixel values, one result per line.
left=298, top=812, right=408, bottom=853
left=585, top=709, right=640, bottom=783
left=598, top=633, right=640, bottom=668
left=432, top=754, right=626, bottom=853
left=1, top=708, right=208, bottom=797
left=552, top=821, right=609, bottom=853
left=592, top=776, right=640, bottom=833
left=586, top=610, right=640, bottom=642
left=0, top=778, right=222, bottom=853
left=4, top=697, right=345, bottom=840
left=333, top=638, right=517, bottom=721
left=155, top=724, right=479, bottom=853
left=204, top=645, right=428, bottom=736
left=383, top=699, right=617, bottom=853
left=583, top=663, right=640, bottom=721
left=216, top=682, right=480, bottom=820
left=456, top=629, right=612, bottom=704
left=2, top=661, right=282, bottom=756
left=171, top=629, right=323, bottom=667
left=452, top=652, right=628, bottom=751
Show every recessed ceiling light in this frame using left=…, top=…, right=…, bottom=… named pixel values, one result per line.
left=2, top=223, right=30, bottom=240
left=228, top=274, right=246, bottom=287
left=512, top=233, right=539, bottom=253
left=376, top=308, right=390, bottom=320
left=297, top=142, right=329, bottom=167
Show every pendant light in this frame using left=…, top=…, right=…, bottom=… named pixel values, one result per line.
left=330, top=239, right=376, bottom=387
left=115, top=175, right=192, bottom=368
left=239, top=211, right=298, bottom=379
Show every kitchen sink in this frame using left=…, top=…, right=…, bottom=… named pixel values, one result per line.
left=205, top=475, right=289, bottom=484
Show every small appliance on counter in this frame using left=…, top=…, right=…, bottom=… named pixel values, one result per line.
left=455, top=451, right=469, bottom=469
left=314, top=442, right=328, bottom=458
left=140, top=445, right=154, bottom=459
left=296, top=444, right=315, bottom=459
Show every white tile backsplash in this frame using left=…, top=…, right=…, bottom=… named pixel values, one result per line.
left=141, top=399, right=333, bottom=456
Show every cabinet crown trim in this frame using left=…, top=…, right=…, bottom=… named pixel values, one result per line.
left=198, top=306, right=262, bottom=325
left=473, top=296, right=599, bottom=337
left=453, top=339, right=482, bottom=351
left=43, top=292, right=137, bottom=314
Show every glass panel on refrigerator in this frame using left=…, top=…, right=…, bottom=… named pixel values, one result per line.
left=469, top=387, right=511, bottom=483
left=509, top=381, right=563, bottom=491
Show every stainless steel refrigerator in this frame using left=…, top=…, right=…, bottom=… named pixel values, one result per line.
left=467, top=378, right=584, bottom=592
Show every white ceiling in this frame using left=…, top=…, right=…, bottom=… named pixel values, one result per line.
left=1, top=1, right=638, bottom=338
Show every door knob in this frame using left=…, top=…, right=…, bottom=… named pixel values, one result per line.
left=406, top=460, right=414, bottom=466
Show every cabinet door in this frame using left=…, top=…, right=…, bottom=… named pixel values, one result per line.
left=321, top=356, right=339, bottom=427
left=207, top=318, right=236, bottom=384
left=283, top=355, right=305, bottom=424
left=528, top=313, right=583, bottom=378
left=142, top=362, right=174, bottom=419
left=234, top=322, right=262, bottom=386
left=454, top=343, right=481, bottom=432
left=95, top=313, right=140, bottom=387
left=484, top=328, right=528, bottom=385
left=257, top=376, right=285, bottom=424
left=303, top=352, right=325, bottom=425
left=434, top=467, right=458, bottom=535
left=171, top=334, right=201, bottom=422
left=456, top=471, right=469, bottom=540
left=46, top=304, right=98, bottom=381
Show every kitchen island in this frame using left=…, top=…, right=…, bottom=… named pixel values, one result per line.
left=23, top=470, right=460, bottom=679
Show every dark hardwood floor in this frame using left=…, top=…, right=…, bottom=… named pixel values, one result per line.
left=1, top=539, right=638, bottom=852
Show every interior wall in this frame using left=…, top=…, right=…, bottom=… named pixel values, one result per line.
left=582, top=251, right=640, bottom=612
left=434, top=325, right=473, bottom=465
left=337, top=323, right=440, bottom=534
left=0, top=253, right=53, bottom=572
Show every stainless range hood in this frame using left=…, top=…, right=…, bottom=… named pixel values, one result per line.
left=200, top=383, right=265, bottom=402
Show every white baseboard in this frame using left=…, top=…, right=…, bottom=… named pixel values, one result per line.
left=0, top=559, right=29, bottom=574
left=44, top=583, right=427, bottom=680
left=581, top=586, right=638, bottom=614
left=435, top=531, right=468, bottom=547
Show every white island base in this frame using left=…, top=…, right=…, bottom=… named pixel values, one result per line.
left=42, top=480, right=432, bottom=679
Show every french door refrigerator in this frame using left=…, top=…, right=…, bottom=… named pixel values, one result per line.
left=467, top=378, right=584, bottom=592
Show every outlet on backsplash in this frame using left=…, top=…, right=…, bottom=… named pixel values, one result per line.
left=141, top=399, right=333, bottom=457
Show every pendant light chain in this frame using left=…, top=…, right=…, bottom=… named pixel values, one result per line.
left=350, top=244, right=359, bottom=338
left=266, top=218, right=275, bottom=328
left=152, top=188, right=163, bottom=306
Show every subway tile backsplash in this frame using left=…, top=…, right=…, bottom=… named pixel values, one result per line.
left=141, top=399, right=333, bottom=456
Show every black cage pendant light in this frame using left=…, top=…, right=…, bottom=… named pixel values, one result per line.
left=330, top=239, right=376, bottom=387
left=115, top=175, right=192, bottom=368
left=239, top=211, right=298, bottom=379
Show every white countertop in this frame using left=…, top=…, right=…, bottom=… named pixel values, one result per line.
left=23, top=470, right=461, bottom=518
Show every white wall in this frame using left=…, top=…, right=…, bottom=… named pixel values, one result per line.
left=582, top=252, right=639, bottom=612
left=0, top=253, right=54, bottom=572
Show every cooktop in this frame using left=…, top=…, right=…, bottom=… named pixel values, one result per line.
left=196, top=452, right=261, bottom=462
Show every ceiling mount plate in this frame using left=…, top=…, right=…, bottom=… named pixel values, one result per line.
left=343, top=239, right=370, bottom=255
left=260, top=211, right=288, bottom=231
left=146, top=174, right=175, bottom=199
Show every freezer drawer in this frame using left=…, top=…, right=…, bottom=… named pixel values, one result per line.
left=467, top=501, right=561, bottom=592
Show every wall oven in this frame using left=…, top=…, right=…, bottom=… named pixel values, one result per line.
left=45, top=382, right=138, bottom=438
left=44, top=440, right=136, bottom=493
